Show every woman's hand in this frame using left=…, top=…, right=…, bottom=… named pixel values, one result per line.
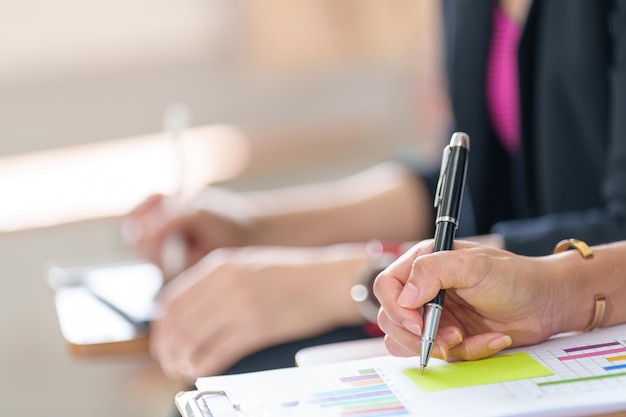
left=374, top=240, right=559, bottom=362
left=123, top=189, right=256, bottom=271
left=149, top=244, right=368, bottom=382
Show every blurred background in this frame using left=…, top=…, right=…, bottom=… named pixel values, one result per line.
left=0, top=1, right=450, bottom=416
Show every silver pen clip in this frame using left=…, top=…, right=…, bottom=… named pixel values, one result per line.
left=434, top=145, right=451, bottom=208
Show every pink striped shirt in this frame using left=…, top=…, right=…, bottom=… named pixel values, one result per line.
left=486, top=5, right=522, bottom=155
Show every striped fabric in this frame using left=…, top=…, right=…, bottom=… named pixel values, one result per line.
left=486, top=5, right=522, bottom=155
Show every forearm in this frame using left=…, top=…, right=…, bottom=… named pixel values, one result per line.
left=306, top=243, right=373, bottom=328
left=243, top=162, right=433, bottom=246
left=550, top=241, right=626, bottom=335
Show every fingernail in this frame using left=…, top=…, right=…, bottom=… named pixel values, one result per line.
left=488, top=335, right=513, bottom=351
left=397, top=283, right=419, bottom=307
left=441, top=328, right=463, bottom=347
left=402, top=319, right=422, bottom=336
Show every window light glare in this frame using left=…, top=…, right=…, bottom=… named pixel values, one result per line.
left=0, top=125, right=249, bottom=232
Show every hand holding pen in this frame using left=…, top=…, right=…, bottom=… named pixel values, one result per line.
left=420, top=132, right=470, bottom=372
left=374, top=132, right=533, bottom=364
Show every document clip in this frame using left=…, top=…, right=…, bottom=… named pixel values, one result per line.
left=181, top=390, right=245, bottom=417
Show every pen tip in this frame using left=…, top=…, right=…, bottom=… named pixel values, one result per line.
left=420, top=365, right=425, bottom=374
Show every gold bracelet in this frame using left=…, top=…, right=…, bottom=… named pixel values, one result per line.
left=553, top=238, right=605, bottom=332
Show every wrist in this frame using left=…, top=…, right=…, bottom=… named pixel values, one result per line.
left=316, top=244, right=371, bottom=328
left=236, top=196, right=290, bottom=246
left=544, top=254, right=576, bottom=336
left=350, top=240, right=403, bottom=325
left=549, top=240, right=602, bottom=336
left=232, top=190, right=292, bottom=246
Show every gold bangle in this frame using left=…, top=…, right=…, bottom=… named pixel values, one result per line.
left=552, top=238, right=605, bottom=332
left=552, top=238, right=594, bottom=258
left=583, top=295, right=607, bottom=332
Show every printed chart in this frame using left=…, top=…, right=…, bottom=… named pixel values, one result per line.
left=521, top=338, right=626, bottom=395
left=402, top=338, right=626, bottom=397
left=282, top=368, right=408, bottom=417
left=192, top=325, right=626, bottom=417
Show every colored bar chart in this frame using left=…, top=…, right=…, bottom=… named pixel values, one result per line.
left=283, top=368, right=409, bottom=417
left=535, top=339, right=626, bottom=388
left=192, top=325, right=626, bottom=417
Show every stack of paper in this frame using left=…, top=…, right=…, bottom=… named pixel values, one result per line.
left=176, top=324, right=626, bottom=417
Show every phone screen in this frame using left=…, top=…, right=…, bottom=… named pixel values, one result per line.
left=83, top=261, right=163, bottom=330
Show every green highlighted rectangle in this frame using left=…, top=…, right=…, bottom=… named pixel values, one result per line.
left=403, top=352, right=553, bottom=392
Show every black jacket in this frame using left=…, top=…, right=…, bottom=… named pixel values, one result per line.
left=421, top=0, right=626, bottom=256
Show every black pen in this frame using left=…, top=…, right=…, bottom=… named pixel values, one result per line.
left=420, top=131, right=470, bottom=373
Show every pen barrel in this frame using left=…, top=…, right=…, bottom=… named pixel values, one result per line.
left=429, top=146, right=468, bottom=306
left=433, top=221, right=457, bottom=253
left=421, top=132, right=469, bottom=371
left=435, top=145, right=469, bottom=233
left=431, top=222, right=453, bottom=306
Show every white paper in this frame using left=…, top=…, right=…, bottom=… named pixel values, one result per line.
left=193, top=324, right=626, bottom=417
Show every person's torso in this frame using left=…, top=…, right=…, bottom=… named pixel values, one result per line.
left=446, top=0, right=612, bottom=234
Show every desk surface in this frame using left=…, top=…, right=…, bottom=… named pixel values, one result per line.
left=0, top=218, right=181, bottom=417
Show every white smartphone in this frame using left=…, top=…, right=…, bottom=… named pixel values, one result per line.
left=82, top=261, right=163, bottom=331
left=49, top=260, right=163, bottom=333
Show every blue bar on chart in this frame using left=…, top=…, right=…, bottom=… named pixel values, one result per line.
left=283, top=368, right=409, bottom=417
